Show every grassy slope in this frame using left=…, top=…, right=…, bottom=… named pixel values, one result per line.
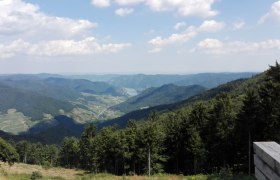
left=0, top=162, right=255, bottom=180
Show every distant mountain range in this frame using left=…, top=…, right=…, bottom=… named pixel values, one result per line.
left=69, top=73, right=257, bottom=90
left=0, top=75, right=124, bottom=101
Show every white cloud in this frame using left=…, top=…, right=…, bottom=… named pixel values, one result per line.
left=198, top=38, right=223, bottom=49
left=195, top=38, right=280, bottom=55
left=0, top=38, right=131, bottom=58
left=0, top=0, right=97, bottom=39
left=198, top=20, right=225, bottom=32
left=115, top=8, right=134, bottom=16
left=148, top=20, right=224, bottom=50
left=146, top=0, right=218, bottom=17
left=148, top=29, right=197, bottom=47
left=91, top=0, right=218, bottom=18
left=115, top=0, right=145, bottom=6
left=259, top=1, right=280, bottom=24
left=232, top=19, right=245, bottom=30
left=174, top=22, right=186, bottom=30
left=91, top=0, right=111, bottom=8
left=0, top=39, right=30, bottom=58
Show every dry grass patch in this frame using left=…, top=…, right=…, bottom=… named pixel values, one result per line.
left=0, top=162, right=255, bottom=180
left=0, top=162, right=84, bottom=180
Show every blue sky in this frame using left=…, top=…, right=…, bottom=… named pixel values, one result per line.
left=0, top=0, right=280, bottom=74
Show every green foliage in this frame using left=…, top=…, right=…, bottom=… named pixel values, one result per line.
left=0, top=137, right=19, bottom=165
left=211, top=93, right=236, bottom=140
left=30, top=171, right=43, bottom=180
left=59, top=137, right=79, bottom=168
left=79, top=123, right=97, bottom=170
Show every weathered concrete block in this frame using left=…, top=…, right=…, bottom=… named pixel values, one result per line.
left=255, top=167, right=269, bottom=180
left=253, top=141, right=280, bottom=176
left=254, top=154, right=280, bottom=180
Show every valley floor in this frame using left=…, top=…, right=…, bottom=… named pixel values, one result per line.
left=0, top=162, right=255, bottom=180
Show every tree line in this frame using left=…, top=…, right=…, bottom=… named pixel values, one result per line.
left=1, top=63, right=280, bottom=176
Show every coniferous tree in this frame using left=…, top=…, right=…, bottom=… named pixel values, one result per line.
left=236, top=89, right=261, bottom=174
left=16, top=140, right=31, bottom=163
left=79, top=124, right=97, bottom=170
left=138, top=113, right=166, bottom=175
left=164, top=113, right=185, bottom=174
left=258, top=62, right=280, bottom=141
left=208, top=93, right=236, bottom=169
left=124, top=120, right=138, bottom=175
left=59, top=137, right=80, bottom=168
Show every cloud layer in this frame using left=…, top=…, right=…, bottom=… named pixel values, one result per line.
left=91, top=0, right=218, bottom=18
left=0, top=0, right=131, bottom=59
left=148, top=20, right=225, bottom=52
left=0, top=38, right=131, bottom=58
left=195, top=38, right=280, bottom=55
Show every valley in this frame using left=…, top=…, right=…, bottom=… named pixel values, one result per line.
left=0, top=0, right=277, bottom=178
left=0, top=72, right=255, bottom=138
left=0, top=64, right=278, bottom=178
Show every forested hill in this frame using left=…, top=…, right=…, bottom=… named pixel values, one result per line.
left=0, top=83, right=74, bottom=120
left=91, top=63, right=280, bottom=175
left=111, top=84, right=206, bottom=113
left=97, top=72, right=264, bottom=128
left=0, top=75, right=125, bottom=100
left=0, top=75, right=125, bottom=120
left=0, top=75, right=128, bottom=136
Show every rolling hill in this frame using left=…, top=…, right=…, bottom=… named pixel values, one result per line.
left=0, top=82, right=73, bottom=120
left=112, top=84, right=206, bottom=113
left=0, top=75, right=128, bottom=135
left=0, top=75, right=125, bottom=101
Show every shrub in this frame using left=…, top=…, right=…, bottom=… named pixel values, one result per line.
left=30, top=171, right=43, bottom=180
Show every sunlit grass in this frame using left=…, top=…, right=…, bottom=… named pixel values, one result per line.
left=0, top=163, right=255, bottom=180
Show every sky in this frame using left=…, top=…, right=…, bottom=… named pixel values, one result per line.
left=0, top=0, right=280, bottom=74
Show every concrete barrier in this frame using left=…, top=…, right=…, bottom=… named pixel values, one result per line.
left=253, top=142, right=280, bottom=180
